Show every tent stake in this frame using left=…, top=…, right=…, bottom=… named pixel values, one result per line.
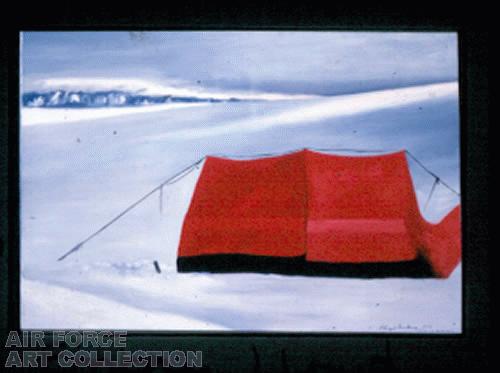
left=153, top=260, right=161, bottom=274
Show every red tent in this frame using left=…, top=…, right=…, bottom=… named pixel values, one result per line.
left=177, top=149, right=461, bottom=278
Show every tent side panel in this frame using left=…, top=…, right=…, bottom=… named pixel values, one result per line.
left=418, top=205, right=462, bottom=278
left=305, top=150, right=418, bottom=263
left=177, top=152, right=307, bottom=258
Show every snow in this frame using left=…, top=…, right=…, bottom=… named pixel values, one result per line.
left=22, top=279, right=227, bottom=330
left=21, top=103, right=209, bottom=126
left=145, top=82, right=457, bottom=140
left=20, top=82, right=461, bottom=332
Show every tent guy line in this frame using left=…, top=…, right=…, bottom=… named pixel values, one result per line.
left=424, top=177, right=440, bottom=212
left=56, top=156, right=205, bottom=261
left=404, top=150, right=460, bottom=196
left=56, top=147, right=460, bottom=262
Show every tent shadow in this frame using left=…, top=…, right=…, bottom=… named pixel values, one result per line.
left=177, top=254, right=435, bottom=279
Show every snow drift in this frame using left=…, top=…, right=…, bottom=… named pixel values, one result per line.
left=20, top=81, right=461, bottom=332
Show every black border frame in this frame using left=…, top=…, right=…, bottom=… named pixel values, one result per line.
left=0, top=7, right=490, bottom=372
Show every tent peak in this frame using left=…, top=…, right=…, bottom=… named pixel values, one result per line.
left=205, top=147, right=406, bottom=162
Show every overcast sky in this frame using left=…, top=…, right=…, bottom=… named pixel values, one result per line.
left=21, top=31, right=458, bottom=95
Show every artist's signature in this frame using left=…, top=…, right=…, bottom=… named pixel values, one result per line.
left=379, top=324, right=454, bottom=333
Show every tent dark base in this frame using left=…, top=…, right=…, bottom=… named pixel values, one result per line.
left=177, top=255, right=435, bottom=279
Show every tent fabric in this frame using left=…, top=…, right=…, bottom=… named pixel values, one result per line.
left=177, top=149, right=461, bottom=278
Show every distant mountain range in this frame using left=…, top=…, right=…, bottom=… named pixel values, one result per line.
left=22, top=90, right=243, bottom=108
